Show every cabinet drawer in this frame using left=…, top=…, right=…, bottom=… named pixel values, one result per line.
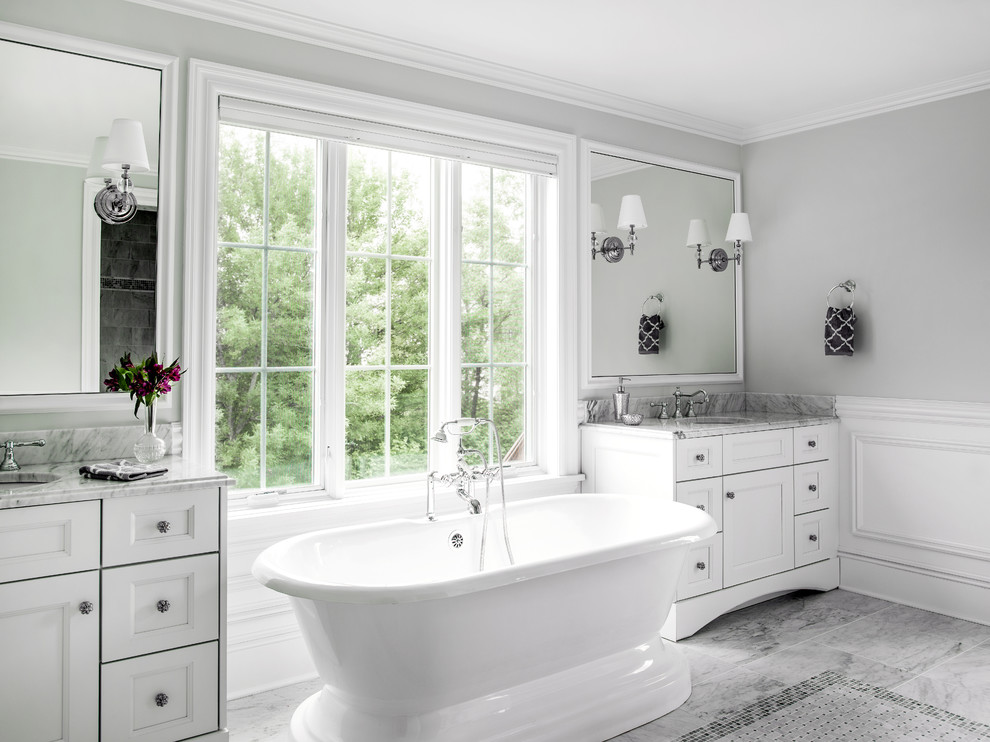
left=675, top=437, right=722, bottom=481
left=676, top=533, right=723, bottom=601
left=794, top=510, right=837, bottom=568
left=794, top=424, right=832, bottom=464
left=102, top=553, right=219, bottom=661
left=794, top=461, right=835, bottom=515
left=100, top=641, right=219, bottom=742
left=103, top=488, right=220, bottom=566
left=675, top=477, right=723, bottom=531
left=0, top=501, right=100, bottom=583
left=723, top=429, right=793, bottom=474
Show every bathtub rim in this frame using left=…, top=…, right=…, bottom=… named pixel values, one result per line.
left=253, top=492, right=716, bottom=605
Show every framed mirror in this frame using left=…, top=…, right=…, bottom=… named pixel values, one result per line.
left=0, top=22, right=177, bottom=414
left=579, top=140, right=743, bottom=391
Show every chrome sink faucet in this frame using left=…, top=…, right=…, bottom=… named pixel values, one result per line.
left=672, top=387, right=709, bottom=418
left=1, top=439, right=46, bottom=471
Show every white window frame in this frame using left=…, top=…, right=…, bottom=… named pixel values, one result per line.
left=184, top=60, right=579, bottom=497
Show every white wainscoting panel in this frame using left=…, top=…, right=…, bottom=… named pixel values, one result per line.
left=837, top=396, right=990, bottom=625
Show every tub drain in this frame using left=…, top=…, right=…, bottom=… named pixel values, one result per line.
left=448, top=531, right=465, bottom=549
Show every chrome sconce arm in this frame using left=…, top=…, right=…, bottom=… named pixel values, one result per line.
left=590, top=196, right=647, bottom=264
left=687, top=213, right=752, bottom=272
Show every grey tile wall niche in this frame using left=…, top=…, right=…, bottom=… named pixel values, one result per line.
left=99, top=208, right=158, bottom=375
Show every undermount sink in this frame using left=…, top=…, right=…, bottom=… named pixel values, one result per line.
left=681, top=416, right=754, bottom=425
left=0, top=471, right=61, bottom=489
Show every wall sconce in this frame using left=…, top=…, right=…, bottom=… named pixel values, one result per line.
left=590, top=195, right=647, bottom=263
left=93, top=118, right=150, bottom=225
left=687, top=213, right=752, bottom=271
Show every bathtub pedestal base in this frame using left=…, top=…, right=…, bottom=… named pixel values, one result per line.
left=288, top=637, right=690, bottom=742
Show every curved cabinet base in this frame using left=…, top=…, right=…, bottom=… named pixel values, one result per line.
left=663, top=558, right=840, bottom=640
left=288, top=638, right=691, bottom=742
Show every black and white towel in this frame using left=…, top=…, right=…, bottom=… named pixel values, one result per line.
left=825, top=307, right=856, bottom=356
left=638, top=314, right=665, bottom=354
left=79, top=459, right=168, bottom=481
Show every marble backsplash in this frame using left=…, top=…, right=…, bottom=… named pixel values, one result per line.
left=585, top=392, right=835, bottom=423
left=0, top=422, right=179, bottom=465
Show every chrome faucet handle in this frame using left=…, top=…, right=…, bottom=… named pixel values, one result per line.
left=686, top=400, right=697, bottom=417
left=1, top=439, right=46, bottom=472
left=649, top=401, right=669, bottom=419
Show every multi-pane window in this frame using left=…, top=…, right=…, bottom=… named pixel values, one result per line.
left=215, top=126, right=319, bottom=491
left=460, top=165, right=529, bottom=463
left=344, top=147, right=432, bottom=481
left=215, top=121, right=541, bottom=495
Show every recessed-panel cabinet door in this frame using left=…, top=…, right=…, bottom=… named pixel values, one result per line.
left=723, top=468, right=794, bottom=587
left=0, top=571, right=100, bottom=742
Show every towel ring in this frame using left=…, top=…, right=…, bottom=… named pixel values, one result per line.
left=642, top=293, right=664, bottom=315
left=826, top=280, right=856, bottom=309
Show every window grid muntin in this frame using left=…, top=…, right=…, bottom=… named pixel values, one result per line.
left=344, top=147, right=432, bottom=481
left=216, top=125, right=319, bottom=493
left=459, top=166, right=532, bottom=465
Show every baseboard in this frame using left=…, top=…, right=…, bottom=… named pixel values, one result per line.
left=839, top=554, right=990, bottom=626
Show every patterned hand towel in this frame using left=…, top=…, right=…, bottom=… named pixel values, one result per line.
left=825, top=307, right=856, bottom=356
left=79, top=459, right=168, bottom=481
left=638, top=313, right=665, bottom=354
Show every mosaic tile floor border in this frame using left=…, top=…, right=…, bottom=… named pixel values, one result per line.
left=675, top=671, right=990, bottom=741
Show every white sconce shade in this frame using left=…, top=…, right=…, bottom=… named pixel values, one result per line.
left=686, top=218, right=711, bottom=247
left=590, top=203, right=606, bottom=233
left=725, top=212, right=752, bottom=244
left=617, top=195, right=647, bottom=230
left=85, top=136, right=110, bottom=182
left=102, top=118, right=150, bottom=173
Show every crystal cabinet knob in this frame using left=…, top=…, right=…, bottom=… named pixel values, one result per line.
left=695, top=453, right=705, bottom=462
left=155, top=693, right=169, bottom=707
left=157, top=520, right=171, bottom=534
left=696, top=561, right=706, bottom=571
left=79, top=601, right=94, bottom=615
left=726, top=491, right=735, bottom=499
left=809, top=534, right=819, bottom=542
left=696, top=504, right=706, bottom=511
left=808, top=440, right=817, bottom=448
left=809, top=484, right=818, bottom=492
left=157, top=599, right=170, bottom=613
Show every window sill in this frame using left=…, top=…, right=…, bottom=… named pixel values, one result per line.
left=227, top=471, right=586, bottom=527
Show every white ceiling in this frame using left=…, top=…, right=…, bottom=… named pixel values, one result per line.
left=133, top=0, right=990, bottom=143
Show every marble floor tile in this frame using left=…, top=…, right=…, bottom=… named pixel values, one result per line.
left=608, top=706, right=708, bottom=741
left=678, top=588, right=893, bottom=665
left=893, top=674, right=990, bottom=727
left=742, top=640, right=914, bottom=688
left=814, top=603, right=990, bottom=674
left=915, top=643, right=990, bottom=689
left=677, top=643, right=737, bottom=685
left=678, top=666, right=788, bottom=722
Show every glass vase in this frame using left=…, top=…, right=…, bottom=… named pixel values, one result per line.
left=134, top=403, right=166, bottom=464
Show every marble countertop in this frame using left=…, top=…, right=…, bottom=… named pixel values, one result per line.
left=582, top=410, right=838, bottom=439
left=0, top=456, right=233, bottom=509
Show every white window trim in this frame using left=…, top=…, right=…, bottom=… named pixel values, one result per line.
left=184, top=59, right=579, bottom=491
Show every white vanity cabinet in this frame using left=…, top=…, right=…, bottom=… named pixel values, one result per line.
left=581, top=420, right=839, bottom=640
left=0, top=477, right=228, bottom=742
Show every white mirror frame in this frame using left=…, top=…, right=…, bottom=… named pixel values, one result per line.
left=0, top=22, right=178, bottom=414
left=578, top=140, right=744, bottom=394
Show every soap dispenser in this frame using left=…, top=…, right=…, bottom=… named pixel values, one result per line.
left=612, top=377, right=630, bottom=421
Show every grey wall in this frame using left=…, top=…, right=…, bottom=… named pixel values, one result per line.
left=742, top=90, right=990, bottom=402
left=0, top=0, right=740, bottom=432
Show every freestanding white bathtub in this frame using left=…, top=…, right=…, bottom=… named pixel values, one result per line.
left=252, top=493, right=716, bottom=742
